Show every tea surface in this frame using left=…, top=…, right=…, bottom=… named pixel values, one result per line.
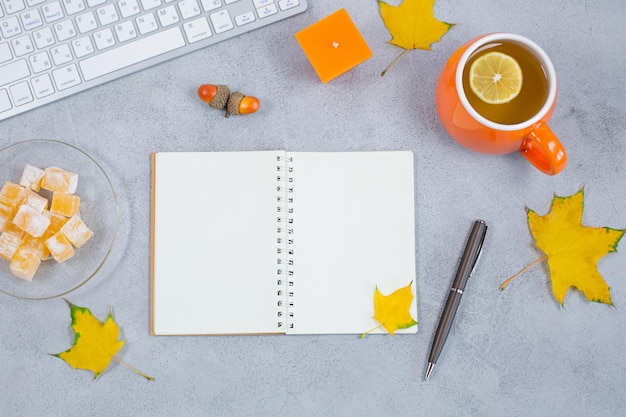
left=462, top=40, right=549, bottom=125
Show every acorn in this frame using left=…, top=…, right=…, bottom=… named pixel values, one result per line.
left=226, top=91, right=260, bottom=118
left=197, top=84, right=230, bottom=110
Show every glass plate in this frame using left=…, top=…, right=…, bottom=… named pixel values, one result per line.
left=0, top=140, right=118, bottom=300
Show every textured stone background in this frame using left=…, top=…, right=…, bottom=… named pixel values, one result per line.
left=1, top=1, right=625, bottom=416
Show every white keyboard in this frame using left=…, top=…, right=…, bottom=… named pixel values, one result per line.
left=0, top=0, right=307, bottom=121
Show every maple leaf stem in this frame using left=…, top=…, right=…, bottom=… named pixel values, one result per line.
left=499, top=255, right=548, bottom=291
left=112, top=356, right=154, bottom=381
left=359, top=323, right=385, bottom=338
left=381, top=49, right=410, bottom=76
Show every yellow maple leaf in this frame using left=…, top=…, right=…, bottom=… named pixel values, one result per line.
left=53, top=300, right=153, bottom=380
left=378, top=0, right=454, bottom=75
left=361, top=282, right=417, bottom=337
left=501, top=188, right=625, bottom=306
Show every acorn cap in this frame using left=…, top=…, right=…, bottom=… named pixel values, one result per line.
left=209, top=84, right=230, bottom=109
left=226, top=91, right=245, bottom=116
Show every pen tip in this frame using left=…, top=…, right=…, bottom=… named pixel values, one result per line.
left=424, top=363, right=434, bottom=381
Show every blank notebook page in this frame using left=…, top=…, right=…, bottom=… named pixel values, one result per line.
left=151, top=151, right=280, bottom=335
left=288, top=152, right=416, bottom=334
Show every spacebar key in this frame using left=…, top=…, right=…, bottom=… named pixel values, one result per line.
left=79, top=28, right=186, bottom=81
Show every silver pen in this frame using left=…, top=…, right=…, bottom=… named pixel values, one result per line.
left=424, top=219, right=488, bottom=381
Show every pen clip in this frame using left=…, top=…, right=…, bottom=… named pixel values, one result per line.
left=468, top=237, right=484, bottom=277
left=467, top=221, right=487, bottom=277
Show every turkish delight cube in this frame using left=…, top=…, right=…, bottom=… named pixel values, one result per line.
left=10, top=247, right=41, bottom=281
left=0, top=232, right=23, bottom=261
left=0, top=181, right=27, bottom=207
left=21, top=233, right=51, bottom=260
left=0, top=202, right=14, bottom=231
left=45, top=232, right=74, bottom=263
left=19, top=164, right=45, bottom=192
left=2, top=222, right=25, bottom=239
left=24, top=189, right=48, bottom=213
left=41, top=167, right=78, bottom=194
left=42, top=210, right=68, bottom=233
left=50, top=193, right=80, bottom=217
left=60, top=215, right=93, bottom=248
left=12, top=204, right=51, bottom=238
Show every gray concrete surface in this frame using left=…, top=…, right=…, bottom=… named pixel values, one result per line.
left=1, top=0, right=625, bottom=416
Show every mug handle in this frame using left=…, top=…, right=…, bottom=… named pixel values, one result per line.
left=520, top=123, right=567, bottom=175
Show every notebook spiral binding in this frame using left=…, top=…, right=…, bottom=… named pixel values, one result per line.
left=276, top=154, right=295, bottom=330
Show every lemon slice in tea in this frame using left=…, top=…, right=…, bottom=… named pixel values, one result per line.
left=469, top=52, right=523, bottom=104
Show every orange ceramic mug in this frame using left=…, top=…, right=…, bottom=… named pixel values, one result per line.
left=435, top=33, right=567, bottom=175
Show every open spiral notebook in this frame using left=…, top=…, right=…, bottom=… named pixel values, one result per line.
left=150, top=151, right=417, bottom=335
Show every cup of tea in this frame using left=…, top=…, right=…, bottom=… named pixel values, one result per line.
left=435, top=33, right=566, bottom=175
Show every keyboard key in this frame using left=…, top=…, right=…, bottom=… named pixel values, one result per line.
left=42, top=1, right=64, bottom=22
left=178, top=0, right=200, bottom=19
left=28, top=50, right=52, bottom=72
left=157, top=5, right=180, bottom=27
left=0, top=43, right=12, bottom=63
left=1, top=16, right=22, bottom=38
left=51, top=43, right=73, bottom=65
left=234, top=11, right=254, bottom=26
left=182, top=16, right=211, bottom=43
left=20, top=8, right=44, bottom=29
left=94, top=28, right=116, bottom=50
left=79, top=27, right=185, bottom=81
left=53, top=19, right=77, bottom=40
left=75, top=11, right=97, bottom=33
left=200, top=0, right=221, bottom=12
left=141, top=0, right=161, bottom=10
left=26, top=0, right=47, bottom=5
left=257, top=4, right=277, bottom=18
left=136, top=12, right=158, bottom=34
left=0, top=89, right=12, bottom=112
left=278, top=0, right=298, bottom=10
left=118, top=0, right=140, bottom=18
left=4, top=0, right=26, bottom=14
left=0, top=58, right=30, bottom=87
left=62, top=0, right=86, bottom=15
left=86, top=0, right=106, bottom=6
left=96, top=4, right=119, bottom=25
left=71, top=36, right=94, bottom=57
left=33, top=27, right=55, bottom=48
left=11, top=35, right=34, bottom=56
left=210, top=9, right=233, bottom=33
left=52, top=63, right=81, bottom=89
left=253, top=0, right=272, bottom=7
left=114, top=20, right=137, bottom=42
left=9, top=81, right=33, bottom=106
left=31, top=73, right=54, bottom=98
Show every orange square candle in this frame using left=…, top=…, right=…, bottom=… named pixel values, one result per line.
left=295, top=9, right=373, bottom=83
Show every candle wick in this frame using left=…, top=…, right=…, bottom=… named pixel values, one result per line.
left=332, top=41, right=339, bottom=48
